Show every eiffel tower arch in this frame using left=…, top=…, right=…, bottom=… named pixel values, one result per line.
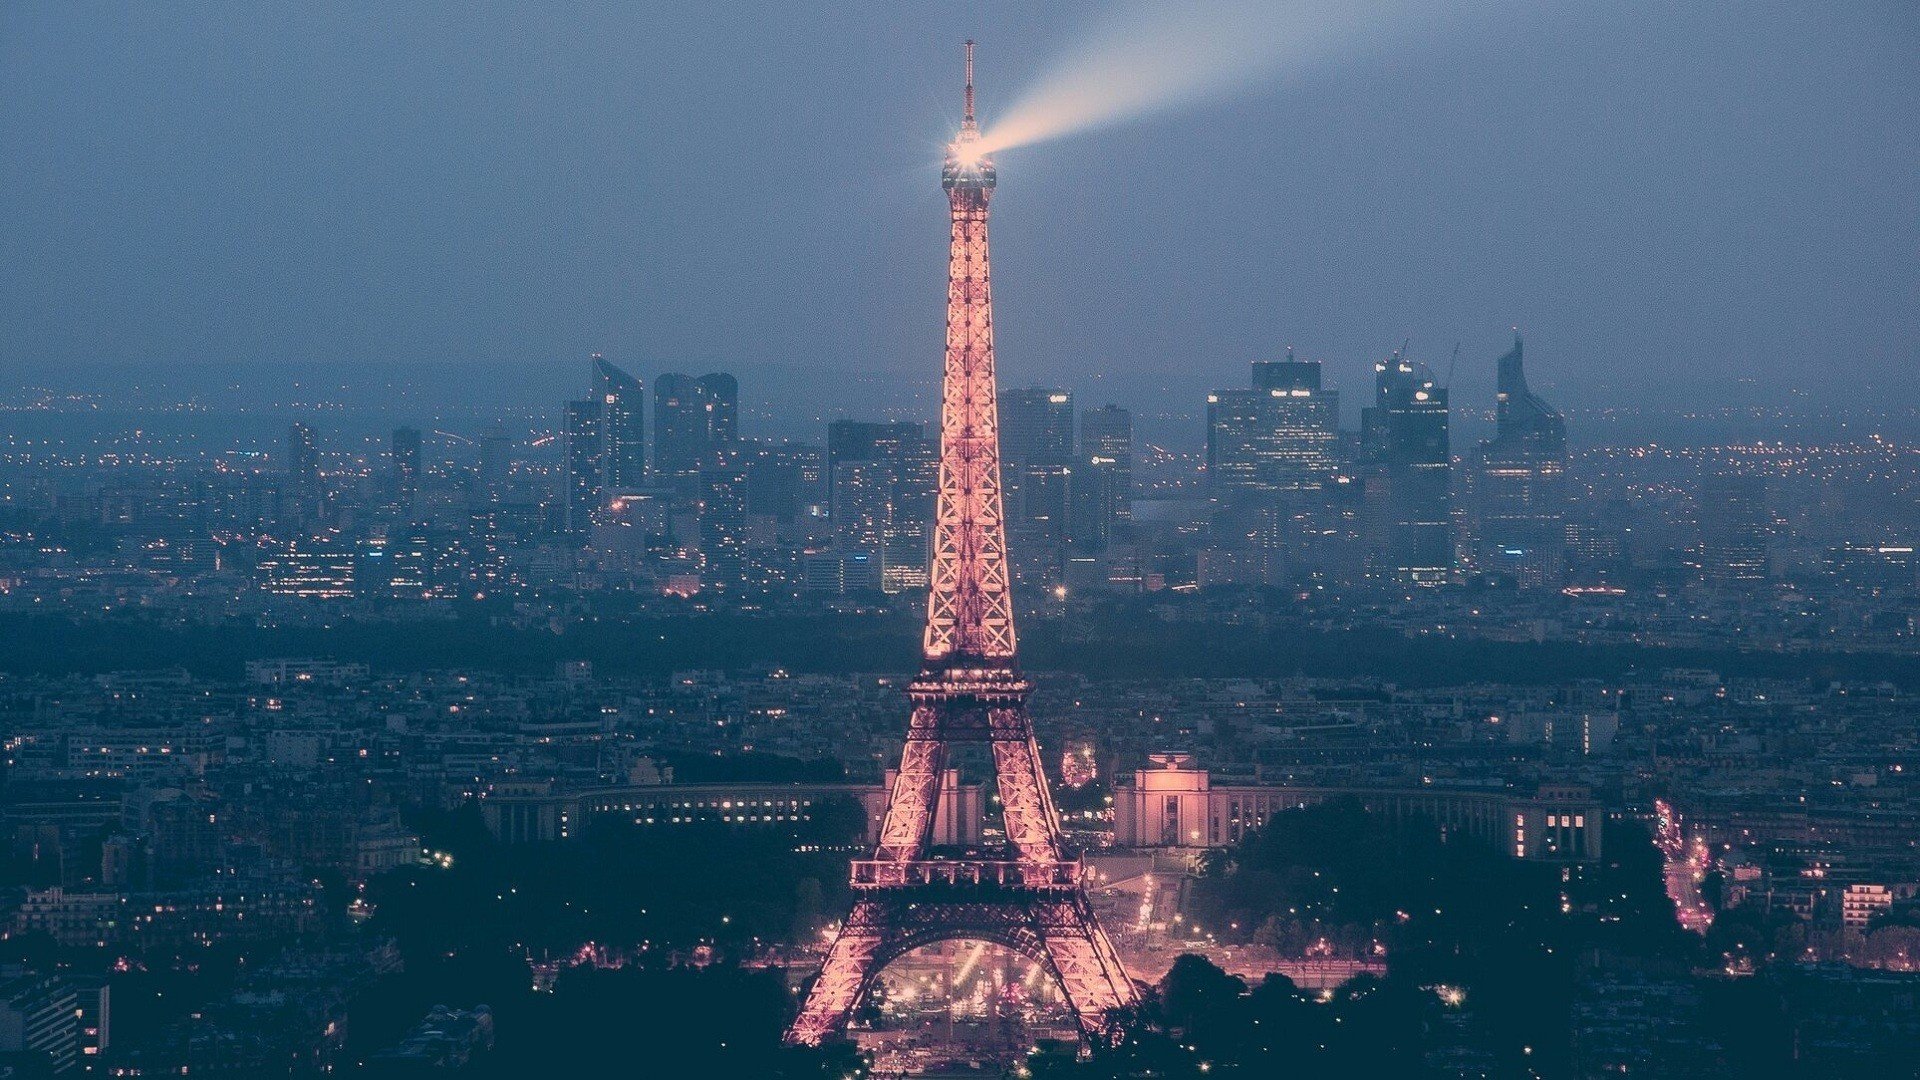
left=786, top=42, right=1138, bottom=1048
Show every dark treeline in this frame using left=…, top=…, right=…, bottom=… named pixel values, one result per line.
left=370, top=805, right=865, bottom=962
left=3, top=608, right=1917, bottom=689
left=346, top=806, right=869, bottom=1076
left=1031, top=803, right=1867, bottom=1078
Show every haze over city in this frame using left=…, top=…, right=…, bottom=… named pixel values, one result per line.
left=4, top=1, right=1916, bottom=430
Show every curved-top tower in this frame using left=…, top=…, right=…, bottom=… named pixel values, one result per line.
left=786, top=42, right=1138, bottom=1049
left=1471, top=332, right=1570, bottom=587
left=1492, top=332, right=1565, bottom=448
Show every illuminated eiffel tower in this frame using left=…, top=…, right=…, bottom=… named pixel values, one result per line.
left=785, top=42, right=1138, bottom=1048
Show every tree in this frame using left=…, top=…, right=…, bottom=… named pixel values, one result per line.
left=1157, top=954, right=1245, bottom=1031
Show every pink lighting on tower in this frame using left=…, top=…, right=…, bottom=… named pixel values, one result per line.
left=785, top=42, right=1137, bottom=1049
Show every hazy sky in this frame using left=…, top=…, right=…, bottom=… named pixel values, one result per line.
left=3, top=1, right=1916, bottom=433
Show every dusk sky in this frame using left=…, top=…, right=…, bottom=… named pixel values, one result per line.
left=3, top=1, right=1916, bottom=433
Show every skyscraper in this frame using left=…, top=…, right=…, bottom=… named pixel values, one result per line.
left=1206, top=352, right=1339, bottom=493
left=477, top=424, right=513, bottom=501
left=1079, top=405, right=1133, bottom=511
left=285, top=423, right=319, bottom=488
left=998, top=388, right=1074, bottom=468
left=830, top=458, right=893, bottom=552
left=1362, top=349, right=1451, bottom=586
left=593, top=355, right=646, bottom=489
left=827, top=420, right=935, bottom=592
left=282, top=422, right=323, bottom=529
left=726, top=440, right=822, bottom=525
left=827, top=421, right=929, bottom=498
left=1249, top=351, right=1330, bottom=396
left=697, top=465, right=751, bottom=593
left=996, top=389, right=1074, bottom=583
left=1696, top=474, right=1769, bottom=584
left=654, top=372, right=739, bottom=482
left=1072, top=404, right=1132, bottom=550
left=561, top=398, right=603, bottom=534
left=1469, top=333, right=1569, bottom=587
left=702, top=373, right=739, bottom=445
left=561, top=355, right=647, bottom=533
left=1011, top=459, right=1071, bottom=553
left=390, top=426, right=421, bottom=498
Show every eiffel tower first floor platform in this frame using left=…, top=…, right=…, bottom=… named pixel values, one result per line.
left=784, top=860, right=1139, bottom=1047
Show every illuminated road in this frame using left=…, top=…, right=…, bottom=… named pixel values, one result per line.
left=1654, top=799, right=1714, bottom=934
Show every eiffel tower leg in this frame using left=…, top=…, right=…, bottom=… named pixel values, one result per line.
left=874, top=707, right=947, bottom=861
left=1032, top=897, right=1138, bottom=1038
left=787, top=899, right=886, bottom=1047
left=990, top=707, right=1065, bottom=863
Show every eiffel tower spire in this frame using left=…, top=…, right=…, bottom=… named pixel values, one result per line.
left=924, top=38, right=1011, bottom=668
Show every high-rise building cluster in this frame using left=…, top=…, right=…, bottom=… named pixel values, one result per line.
left=538, top=332, right=1570, bottom=602
left=1198, top=335, right=1572, bottom=591
left=0, top=331, right=1823, bottom=611
left=546, top=358, right=1143, bottom=602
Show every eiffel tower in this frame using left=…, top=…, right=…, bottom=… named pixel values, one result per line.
left=786, top=42, right=1138, bottom=1048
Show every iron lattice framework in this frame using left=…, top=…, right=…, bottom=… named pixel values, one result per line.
left=786, top=43, right=1138, bottom=1048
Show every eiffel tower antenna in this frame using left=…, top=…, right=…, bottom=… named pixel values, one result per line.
left=963, top=39, right=976, bottom=131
